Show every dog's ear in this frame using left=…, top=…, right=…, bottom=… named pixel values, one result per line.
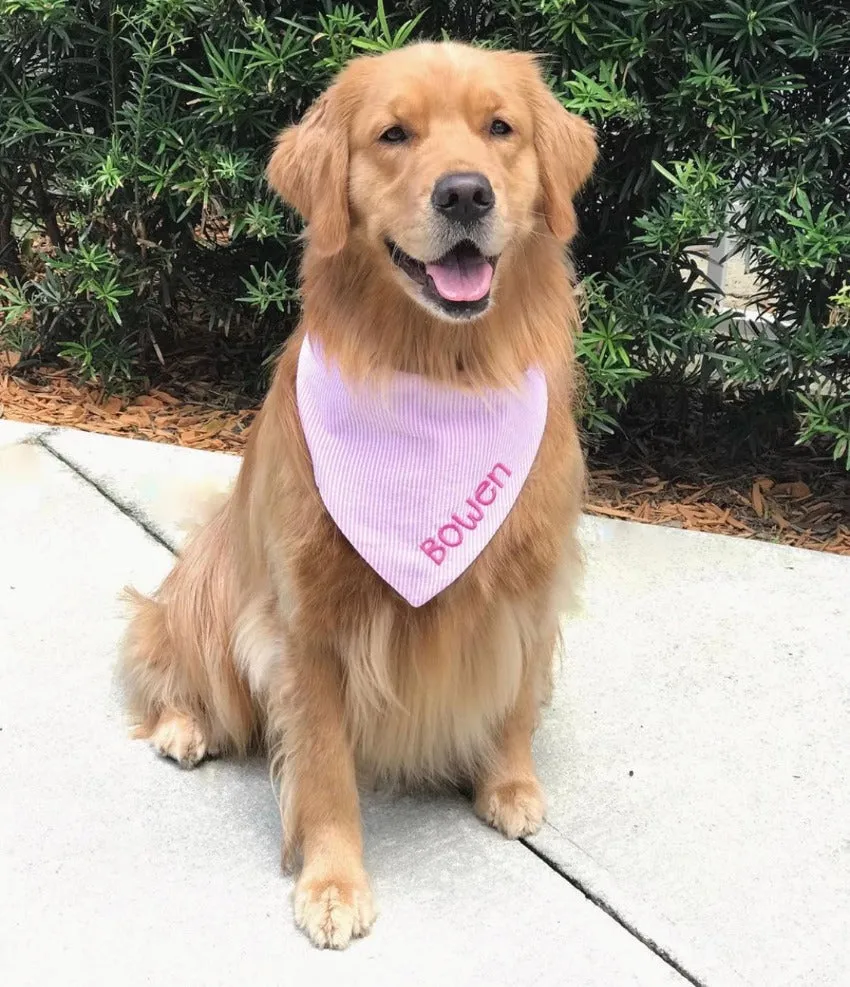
left=267, top=86, right=350, bottom=256
left=519, top=56, right=597, bottom=242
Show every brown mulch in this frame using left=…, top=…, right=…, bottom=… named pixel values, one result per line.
left=1, top=351, right=256, bottom=454
left=2, top=352, right=848, bottom=556
left=586, top=465, right=850, bottom=556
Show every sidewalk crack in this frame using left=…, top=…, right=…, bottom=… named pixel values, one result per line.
left=37, top=436, right=177, bottom=556
left=519, top=837, right=707, bottom=987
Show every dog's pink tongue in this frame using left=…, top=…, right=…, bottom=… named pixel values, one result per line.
left=426, top=253, right=493, bottom=302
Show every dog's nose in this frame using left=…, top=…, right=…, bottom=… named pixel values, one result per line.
left=431, top=172, right=494, bottom=223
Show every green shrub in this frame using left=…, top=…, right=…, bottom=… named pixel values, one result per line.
left=1, top=1, right=849, bottom=464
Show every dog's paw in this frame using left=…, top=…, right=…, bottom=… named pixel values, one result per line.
left=147, top=711, right=214, bottom=769
left=294, top=867, right=376, bottom=949
left=476, top=777, right=546, bottom=839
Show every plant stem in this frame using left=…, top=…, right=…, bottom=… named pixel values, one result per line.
left=0, top=196, right=23, bottom=279
left=29, top=165, right=65, bottom=251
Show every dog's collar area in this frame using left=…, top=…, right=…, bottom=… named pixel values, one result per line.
left=385, top=239, right=498, bottom=319
left=297, top=335, right=548, bottom=606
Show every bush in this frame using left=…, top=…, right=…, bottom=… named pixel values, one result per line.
left=1, top=0, right=849, bottom=465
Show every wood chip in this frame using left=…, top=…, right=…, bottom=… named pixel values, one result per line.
left=586, top=503, right=634, bottom=520
left=773, top=481, right=812, bottom=500
left=150, top=389, right=181, bottom=406
left=752, top=481, right=766, bottom=518
left=135, top=395, right=164, bottom=410
left=771, top=508, right=790, bottom=530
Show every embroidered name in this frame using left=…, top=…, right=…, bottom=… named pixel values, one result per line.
left=420, top=463, right=512, bottom=565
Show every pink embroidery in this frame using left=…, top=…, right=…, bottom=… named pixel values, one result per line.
left=488, top=463, right=512, bottom=487
left=297, top=335, right=547, bottom=606
left=465, top=500, right=485, bottom=521
left=452, top=510, right=479, bottom=531
left=475, top=480, right=497, bottom=506
left=420, top=538, right=447, bottom=565
left=422, top=464, right=512, bottom=562
left=438, top=523, right=463, bottom=547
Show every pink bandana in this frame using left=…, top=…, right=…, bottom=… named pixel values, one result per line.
left=296, top=336, right=548, bottom=607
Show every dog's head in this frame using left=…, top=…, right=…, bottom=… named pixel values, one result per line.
left=268, top=43, right=596, bottom=322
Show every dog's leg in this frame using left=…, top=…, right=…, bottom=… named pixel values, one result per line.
left=474, top=643, right=549, bottom=839
left=271, top=642, right=376, bottom=949
left=121, top=510, right=257, bottom=768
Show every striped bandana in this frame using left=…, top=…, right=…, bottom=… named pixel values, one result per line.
left=296, top=335, right=548, bottom=607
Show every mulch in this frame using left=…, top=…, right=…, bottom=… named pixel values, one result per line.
left=1, top=351, right=255, bottom=453
left=2, top=351, right=848, bottom=556
left=586, top=466, right=850, bottom=555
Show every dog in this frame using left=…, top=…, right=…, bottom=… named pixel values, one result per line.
left=121, top=41, right=597, bottom=949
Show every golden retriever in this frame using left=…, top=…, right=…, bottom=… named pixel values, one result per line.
left=121, top=41, right=596, bottom=949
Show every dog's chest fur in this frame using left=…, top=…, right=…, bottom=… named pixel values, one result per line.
left=240, top=351, right=582, bottom=784
left=290, top=437, right=578, bottom=783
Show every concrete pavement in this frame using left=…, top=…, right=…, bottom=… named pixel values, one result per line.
left=2, top=422, right=848, bottom=986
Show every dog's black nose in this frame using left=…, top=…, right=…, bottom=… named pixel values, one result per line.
left=431, top=172, right=494, bottom=223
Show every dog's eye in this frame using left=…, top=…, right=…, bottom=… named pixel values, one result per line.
left=489, top=119, right=513, bottom=137
left=380, top=126, right=409, bottom=144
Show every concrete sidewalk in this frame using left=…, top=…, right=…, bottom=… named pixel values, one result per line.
left=2, top=421, right=848, bottom=987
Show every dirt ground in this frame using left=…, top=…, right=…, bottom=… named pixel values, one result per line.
left=2, top=351, right=848, bottom=557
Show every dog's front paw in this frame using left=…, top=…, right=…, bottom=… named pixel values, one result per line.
left=146, top=711, right=215, bottom=769
left=476, top=776, right=546, bottom=839
left=294, top=866, right=376, bottom=949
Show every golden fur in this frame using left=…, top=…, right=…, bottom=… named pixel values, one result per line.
left=121, top=42, right=596, bottom=949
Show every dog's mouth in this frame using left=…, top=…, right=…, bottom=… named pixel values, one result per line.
left=386, top=239, right=498, bottom=317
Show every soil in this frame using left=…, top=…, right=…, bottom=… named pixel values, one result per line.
left=2, top=350, right=848, bottom=557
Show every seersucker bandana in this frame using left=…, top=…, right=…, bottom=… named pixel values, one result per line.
left=296, top=335, right=548, bottom=607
